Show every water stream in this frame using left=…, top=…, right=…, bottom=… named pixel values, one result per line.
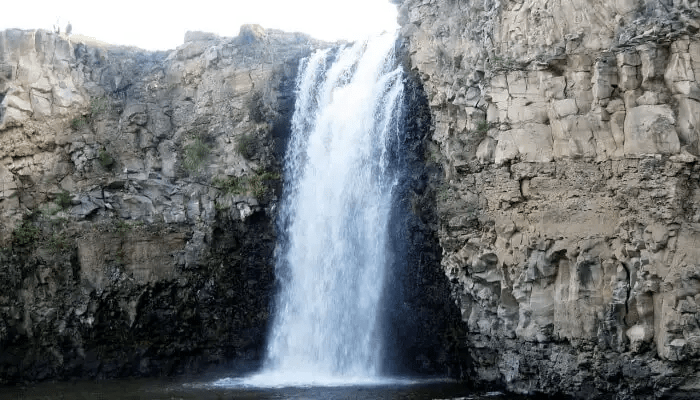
left=240, top=32, right=404, bottom=387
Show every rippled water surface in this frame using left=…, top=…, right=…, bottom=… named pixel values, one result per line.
left=0, top=375, right=524, bottom=400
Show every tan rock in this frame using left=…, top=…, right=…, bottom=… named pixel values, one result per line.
left=639, top=44, right=668, bottom=87
left=610, top=111, right=626, bottom=151
left=507, top=98, right=548, bottom=124
left=550, top=99, right=578, bottom=119
left=617, top=51, right=642, bottom=67
left=541, top=75, right=566, bottom=100
left=676, top=97, right=700, bottom=151
left=623, top=89, right=642, bottom=109
left=494, top=123, right=553, bottom=165
left=635, top=91, right=664, bottom=105
left=592, top=56, right=619, bottom=100
left=77, top=231, right=186, bottom=291
left=476, top=137, right=496, bottom=163
left=551, top=115, right=597, bottom=159
left=0, top=166, right=18, bottom=198
left=665, top=51, right=695, bottom=94
left=624, top=105, right=679, bottom=155
left=606, top=99, right=625, bottom=113
left=619, top=65, right=640, bottom=90
left=673, top=81, right=700, bottom=101
left=29, top=90, right=52, bottom=117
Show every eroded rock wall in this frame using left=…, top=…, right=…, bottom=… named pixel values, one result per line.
left=396, top=0, right=700, bottom=397
left=0, top=26, right=325, bottom=382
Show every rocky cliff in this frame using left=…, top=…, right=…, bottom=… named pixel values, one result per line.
left=395, top=0, right=700, bottom=397
left=0, top=25, right=325, bottom=382
left=0, top=25, right=465, bottom=384
left=6, top=1, right=700, bottom=395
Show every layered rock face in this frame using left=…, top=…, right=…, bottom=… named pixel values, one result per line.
left=0, top=26, right=324, bottom=382
left=396, top=0, right=700, bottom=397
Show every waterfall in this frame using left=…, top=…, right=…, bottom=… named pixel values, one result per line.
left=246, top=32, right=405, bottom=386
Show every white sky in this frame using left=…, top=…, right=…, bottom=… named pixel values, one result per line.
left=1, top=1, right=399, bottom=51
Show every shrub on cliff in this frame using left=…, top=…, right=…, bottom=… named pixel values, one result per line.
left=12, top=220, right=40, bottom=247
left=213, top=170, right=280, bottom=198
left=98, top=148, right=115, bottom=170
left=236, top=133, right=256, bottom=160
left=182, top=135, right=211, bottom=175
left=55, top=190, right=72, bottom=209
left=71, top=117, right=88, bottom=130
left=70, top=96, right=112, bottom=131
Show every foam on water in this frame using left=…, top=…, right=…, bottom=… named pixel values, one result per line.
left=212, top=373, right=419, bottom=389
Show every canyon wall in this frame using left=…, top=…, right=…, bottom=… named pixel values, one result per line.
left=395, top=0, right=700, bottom=397
left=0, top=26, right=463, bottom=383
left=6, top=1, right=700, bottom=394
left=0, top=26, right=323, bottom=381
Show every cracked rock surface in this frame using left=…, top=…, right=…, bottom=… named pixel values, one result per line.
left=395, top=0, right=700, bottom=397
left=0, top=26, right=325, bottom=382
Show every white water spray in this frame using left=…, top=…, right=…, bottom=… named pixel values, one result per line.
left=237, top=32, right=404, bottom=387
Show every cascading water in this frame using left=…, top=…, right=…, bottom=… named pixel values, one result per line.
left=241, top=32, right=405, bottom=386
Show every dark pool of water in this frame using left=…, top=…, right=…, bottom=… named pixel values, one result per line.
left=0, top=374, right=524, bottom=400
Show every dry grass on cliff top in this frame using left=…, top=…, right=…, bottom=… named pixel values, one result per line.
left=70, top=33, right=150, bottom=52
left=69, top=33, right=111, bottom=48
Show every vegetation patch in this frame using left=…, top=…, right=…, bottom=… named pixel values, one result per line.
left=11, top=220, right=41, bottom=247
left=55, top=190, right=72, bottom=210
left=89, top=96, right=111, bottom=116
left=47, top=233, right=71, bottom=254
left=213, top=170, right=280, bottom=198
left=236, top=133, right=256, bottom=160
left=436, top=183, right=456, bottom=203
left=99, top=148, right=115, bottom=169
left=475, top=120, right=491, bottom=134
left=40, top=191, right=71, bottom=217
left=41, top=204, right=62, bottom=217
left=5, top=205, right=76, bottom=257
left=70, top=96, right=112, bottom=131
left=112, top=219, right=142, bottom=237
left=424, top=143, right=442, bottom=164
left=212, top=176, right=245, bottom=195
left=247, top=171, right=281, bottom=198
left=182, top=134, right=211, bottom=175
left=248, top=90, right=266, bottom=123
left=214, top=200, right=227, bottom=212
left=71, top=116, right=88, bottom=130
left=115, top=248, right=127, bottom=267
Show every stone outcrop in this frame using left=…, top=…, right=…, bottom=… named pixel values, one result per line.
left=0, top=26, right=325, bottom=382
left=395, top=0, right=700, bottom=397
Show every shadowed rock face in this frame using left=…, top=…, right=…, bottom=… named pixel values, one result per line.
left=394, top=0, right=700, bottom=397
left=0, top=26, right=326, bottom=383
left=380, top=56, right=470, bottom=378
